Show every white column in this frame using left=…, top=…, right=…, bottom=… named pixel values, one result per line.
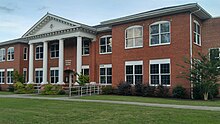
left=42, top=41, right=48, bottom=84
left=28, top=43, right=34, bottom=84
left=58, top=39, right=64, bottom=84
left=76, top=36, right=82, bottom=79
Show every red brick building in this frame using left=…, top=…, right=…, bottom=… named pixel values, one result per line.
left=0, top=3, right=219, bottom=95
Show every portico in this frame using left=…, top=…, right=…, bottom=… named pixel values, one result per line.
left=23, top=13, right=96, bottom=84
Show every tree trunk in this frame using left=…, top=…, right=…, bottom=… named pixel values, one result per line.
left=203, top=92, right=209, bottom=101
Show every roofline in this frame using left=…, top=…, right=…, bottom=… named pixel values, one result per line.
left=0, top=38, right=28, bottom=46
left=100, top=3, right=212, bottom=26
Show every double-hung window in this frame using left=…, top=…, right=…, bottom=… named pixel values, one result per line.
left=125, top=26, right=143, bottom=48
left=194, top=21, right=201, bottom=45
left=150, top=59, right=170, bottom=86
left=7, top=47, right=14, bottom=61
left=82, top=65, right=89, bottom=75
left=0, top=48, right=5, bottom=62
left=125, top=61, right=143, bottom=85
left=36, top=45, right=43, bottom=60
left=150, top=21, right=170, bottom=46
left=50, top=43, right=59, bottom=58
left=50, top=68, right=59, bottom=84
left=0, top=69, right=5, bottom=84
left=7, top=69, right=14, bottom=84
left=82, top=38, right=90, bottom=55
left=210, top=48, right=220, bottom=61
left=100, top=64, right=112, bottom=85
left=35, top=68, right=43, bottom=83
left=100, top=35, right=112, bottom=54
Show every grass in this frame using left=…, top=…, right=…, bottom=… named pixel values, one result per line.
left=0, top=91, right=14, bottom=95
left=0, top=98, right=220, bottom=124
left=80, top=95, right=220, bottom=107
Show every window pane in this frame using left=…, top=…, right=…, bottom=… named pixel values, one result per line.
left=161, top=33, right=170, bottom=43
left=84, top=48, right=89, bottom=54
left=151, top=35, right=159, bottom=45
left=100, top=46, right=106, bottom=53
left=151, top=75, right=159, bottom=84
left=135, top=75, right=143, bottom=84
left=194, top=33, right=197, bottom=43
left=150, top=64, right=159, bottom=74
left=134, top=27, right=142, bottom=37
left=107, top=45, right=112, bottom=52
left=150, top=25, right=159, bottom=34
left=194, top=23, right=197, bottom=32
left=100, top=76, right=106, bottom=84
left=100, top=68, right=105, bottom=75
left=107, top=68, right=112, bottom=75
left=126, top=65, right=133, bottom=74
left=126, top=39, right=133, bottom=47
left=135, top=65, right=142, bottom=74
left=161, top=75, right=170, bottom=85
left=126, top=29, right=133, bottom=38
left=161, top=64, right=170, bottom=73
left=210, top=49, right=219, bottom=61
left=107, top=76, right=112, bottom=84
left=197, top=35, right=200, bottom=44
left=84, top=40, right=90, bottom=47
left=135, top=37, right=143, bottom=46
left=161, top=23, right=170, bottom=33
left=100, top=38, right=106, bottom=45
left=197, top=24, right=200, bottom=34
left=84, top=69, right=89, bottom=75
left=126, top=75, right=133, bottom=84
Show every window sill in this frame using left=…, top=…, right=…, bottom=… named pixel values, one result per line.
left=82, top=54, right=89, bottom=57
left=99, top=84, right=112, bottom=86
left=7, top=59, right=14, bottom=62
left=125, top=46, right=143, bottom=50
left=6, top=83, right=13, bottom=84
left=35, top=59, right=43, bottom=61
left=149, top=84, right=171, bottom=87
left=149, top=43, right=170, bottom=47
left=50, top=57, right=59, bottom=59
left=194, top=42, right=201, bottom=47
left=100, top=52, right=112, bottom=55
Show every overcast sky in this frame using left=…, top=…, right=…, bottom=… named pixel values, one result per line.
left=0, top=0, right=219, bottom=42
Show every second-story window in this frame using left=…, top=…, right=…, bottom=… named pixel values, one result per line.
left=23, top=47, right=28, bottom=60
left=0, top=48, right=6, bottom=62
left=194, top=21, right=201, bottom=45
left=125, top=25, right=143, bottom=49
left=35, top=45, right=43, bottom=60
left=7, top=47, right=14, bottom=61
left=82, top=38, right=90, bottom=55
left=50, top=43, right=59, bottom=58
left=100, top=35, right=112, bottom=54
left=150, top=21, right=170, bottom=46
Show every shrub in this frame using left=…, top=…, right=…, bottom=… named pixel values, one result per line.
left=77, top=73, right=89, bottom=86
left=154, top=85, right=169, bottom=97
left=8, top=85, right=14, bottom=92
left=101, top=85, right=113, bottom=95
left=57, top=89, right=66, bottom=95
left=117, top=81, right=132, bottom=96
left=41, top=84, right=64, bottom=95
left=193, top=84, right=219, bottom=100
left=135, top=83, right=143, bottom=96
left=14, top=82, right=25, bottom=94
left=172, top=85, right=186, bottom=99
left=142, top=85, right=156, bottom=97
left=25, top=84, right=35, bottom=94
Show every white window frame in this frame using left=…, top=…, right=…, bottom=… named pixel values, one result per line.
left=0, top=69, right=5, bottom=84
left=7, top=47, right=14, bottom=61
left=35, top=68, right=43, bottom=84
left=193, top=20, right=201, bottom=46
left=99, top=35, right=112, bottom=54
left=23, top=68, right=27, bottom=83
left=35, top=45, right=43, bottom=60
left=50, top=67, right=59, bottom=84
left=0, top=48, right=6, bottom=62
left=82, top=38, right=90, bottom=56
left=149, top=59, right=171, bottom=86
left=149, top=21, right=171, bottom=46
left=82, top=65, right=89, bottom=75
left=125, top=25, right=143, bottom=49
left=23, top=47, right=28, bottom=60
left=6, top=68, right=14, bottom=84
left=50, top=43, right=59, bottom=59
left=125, top=60, right=143, bottom=85
left=99, top=64, right=112, bottom=85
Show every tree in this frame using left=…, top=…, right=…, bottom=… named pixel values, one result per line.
left=181, top=52, right=220, bottom=100
left=13, top=70, right=25, bottom=84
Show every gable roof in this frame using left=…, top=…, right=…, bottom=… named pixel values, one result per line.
left=22, top=12, right=96, bottom=38
left=100, top=3, right=212, bottom=26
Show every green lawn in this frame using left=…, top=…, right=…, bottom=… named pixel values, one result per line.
left=0, top=91, right=14, bottom=95
left=80, top=95, right=220, bottom=107
left=0, top=98, right=220, bottom=124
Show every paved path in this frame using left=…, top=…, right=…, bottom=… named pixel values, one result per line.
left=1, top=94, right=220, bottom=111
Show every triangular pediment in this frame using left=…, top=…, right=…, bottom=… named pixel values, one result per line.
left=22, top=13, right=82, bottom=37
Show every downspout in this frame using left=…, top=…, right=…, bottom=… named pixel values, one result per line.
left=189, top=8, right=201, bottom=99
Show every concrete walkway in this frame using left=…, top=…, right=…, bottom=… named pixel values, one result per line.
left=1, top=94, right=220, bottom=111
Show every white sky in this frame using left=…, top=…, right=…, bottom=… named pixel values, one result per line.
left=0, top=0, right=219, bottom=42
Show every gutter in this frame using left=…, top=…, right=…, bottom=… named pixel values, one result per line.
left=189, top=8, right=201, bottom=99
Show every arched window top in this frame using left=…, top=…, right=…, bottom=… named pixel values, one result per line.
left=8, top=47, right=14, bottom=50
left=150, top=21, right=170, bottom=26
left=100, top=35, right=112, bottom=39
left=125, top=25, right=143, bottom=48
left=193, top=20, right=200, bottom=26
